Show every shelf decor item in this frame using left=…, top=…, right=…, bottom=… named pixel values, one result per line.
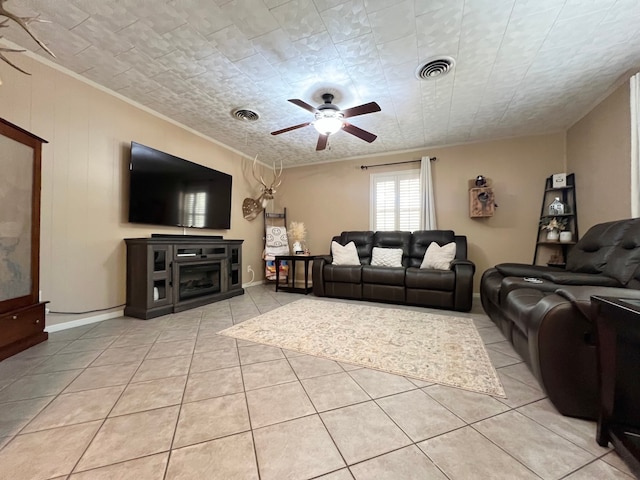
left=548, top=197, right=566, bottom=215
left=560, top=231, right=572, bottom=243
left=547, top=230, right=560, bottom=241
left=540, top=217, right=568, bottom=242
left=288, top=221, right=307, bottom=255
left=552, top=173, right=567, bottom=188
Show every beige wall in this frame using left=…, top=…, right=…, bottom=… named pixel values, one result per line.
left=0, top=56, right=267, bottom=322
left=279, top=133, right=566, bottom=292
left=8, top=51, right=614, bottom=314
left=566, top=79, right=632, bottom=230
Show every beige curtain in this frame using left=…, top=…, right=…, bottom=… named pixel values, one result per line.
left=631, top=72, right=640, bottom=218
left=420, top=156, right=437, bottom=229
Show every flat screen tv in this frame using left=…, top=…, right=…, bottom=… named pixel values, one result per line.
left=128, top=142, right=232, bottom=230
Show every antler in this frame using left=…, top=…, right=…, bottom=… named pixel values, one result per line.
left=251, top=155, right=268, bottom=189
left=251, top=155, right=283, bottom=195
left=243, top=156, right=284, bottom=221
left=0, top=0, right=55, bottom=84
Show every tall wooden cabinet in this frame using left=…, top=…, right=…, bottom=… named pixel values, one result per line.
left=0, top=119, right=48, bottom=361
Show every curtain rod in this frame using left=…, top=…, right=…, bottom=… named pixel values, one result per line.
left=360, top=157, right=437, bottom=170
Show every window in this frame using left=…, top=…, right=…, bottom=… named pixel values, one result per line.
left=183, top=191, right=207, bottom=228
left=370, top=170, right=421, bottom=231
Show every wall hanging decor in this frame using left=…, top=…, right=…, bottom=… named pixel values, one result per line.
left=469, top=176, right=497, bottom=218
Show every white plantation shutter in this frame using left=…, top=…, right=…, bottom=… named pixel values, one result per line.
left=183, top=192, right=207, bottom=228
left=375, top=179, right=396, bottom=230
left=370, top=170, right=421, bottom=231
left=399, top=176, right=420, bottom=230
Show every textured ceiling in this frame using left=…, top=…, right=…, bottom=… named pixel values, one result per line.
left=2, top=0, right=640, bottom=166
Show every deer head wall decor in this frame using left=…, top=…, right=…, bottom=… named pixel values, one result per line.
left=242, top=156, right=283, bottom=221
left=0, top=0, right=55, bottom=85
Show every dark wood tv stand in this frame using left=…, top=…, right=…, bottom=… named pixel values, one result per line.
left=124, top=237, right=244, bottom=319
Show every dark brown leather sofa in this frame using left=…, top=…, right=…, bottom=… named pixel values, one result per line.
left=312, top=230, right=475, bottom=312
left=481, top=218, right=640, bottom=419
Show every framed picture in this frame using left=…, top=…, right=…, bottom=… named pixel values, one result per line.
left=552, top=173, right=567, bottom=188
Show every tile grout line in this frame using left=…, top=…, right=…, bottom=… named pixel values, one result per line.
left=232, top=306, right=263, bottom=480
left=161, top=309, right=204, bottom=480
left=0, top=288, right=620, bottom=478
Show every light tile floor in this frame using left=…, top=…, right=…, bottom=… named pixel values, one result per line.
left=0, top=285, right=636, bottom=479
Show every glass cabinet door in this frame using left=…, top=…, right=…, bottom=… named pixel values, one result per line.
left=149, top=245, right=172, bottom=307
left=0, top=124, right=39, bottom=311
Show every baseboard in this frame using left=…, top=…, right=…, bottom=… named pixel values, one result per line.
left=473, top=292, right=480, bottom=298
left=45, top=309, right=125, bottom=332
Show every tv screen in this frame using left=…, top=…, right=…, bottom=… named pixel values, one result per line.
left=128, top=142, right=232, bottom=230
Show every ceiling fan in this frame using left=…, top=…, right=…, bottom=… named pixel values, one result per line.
left=270, top=93, right=381, bottom=151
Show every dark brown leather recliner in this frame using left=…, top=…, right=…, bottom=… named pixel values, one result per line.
left=312, top=230, right=475, bottom=312
left=481, top=218, right=640, bottom=419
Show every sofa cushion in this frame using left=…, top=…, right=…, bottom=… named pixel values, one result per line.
left=420, top=242, right=456, bottom=270
left=601, top=218, right=640, bottom=285
left=405, top=267, right=455, bottom=290
left=331, top=241, right=360, bottom=266
left=371, top=247, right=403, bottom=267
left=323, top=264, right=362, bottom=283
left=373, top=231, right=411, bottom=267
left=566, top=220, right=630, bottom=273
left=498, top=276, right=560, bottom=305
left=339, top=231, right=374, bottom=264
left=362, top=265, right=405, bottom=286
left=408, top=230, right=456, bottom=268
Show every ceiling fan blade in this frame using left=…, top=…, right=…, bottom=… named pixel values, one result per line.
left=288, top=99, right=317, bottom=113
left=316, top=134, right=328, bottom=151
left=341, top=102, right=381, bottom=118
left=342, top=122, right=377, bottom=143
left=271, top=122, right=311, bottom=136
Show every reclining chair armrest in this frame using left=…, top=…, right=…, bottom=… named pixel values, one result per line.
left=555, top=285, right=640, bottom=303
left=495, top=263, right=563, bottom=278
left=537, top=272, right=621, bottom=287
left=312, top=256, right=332, bottom=297
left=524, top=292, right=600, bottom=418
left=451, top=259, right=474, bottom=268
left=452, top=259, right=475, bottom=312
left=553, top=286, right=640, bottom=319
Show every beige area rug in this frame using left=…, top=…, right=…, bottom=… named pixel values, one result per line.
left=219, top=299, right=505, bottom=397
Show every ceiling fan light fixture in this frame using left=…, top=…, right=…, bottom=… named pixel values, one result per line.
left=313, top=114, right=343, bottom=135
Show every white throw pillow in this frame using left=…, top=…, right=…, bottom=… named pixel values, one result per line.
left=331, top=241, right=361, bottom=266
left=420, top=242, right=456, bottom=270
left=371, top=247, right=403, bottom=267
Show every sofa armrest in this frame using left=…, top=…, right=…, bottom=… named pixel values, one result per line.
left=451, top=258, right=474, bottom=269
left=312, top=255, right=332, bottom=297
left=524, top=292, right=600, bottom=418
left=452, top=259, right=475, bottom=312
left=537, top=272, right=620, bottom=286
left=495, top=263, right=563, bottom=278
left=553, top=286, right=640, bottom=319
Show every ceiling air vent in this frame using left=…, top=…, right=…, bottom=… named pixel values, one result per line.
left=232, top=108, right=260, bottom=122
left=415, top=56, right=456, bottom=80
